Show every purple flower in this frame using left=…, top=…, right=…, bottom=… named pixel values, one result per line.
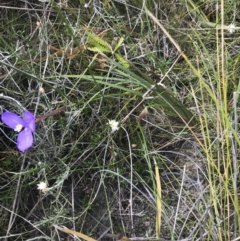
left=1, top=111, right=35, bottom=152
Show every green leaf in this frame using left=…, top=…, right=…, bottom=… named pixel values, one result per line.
left=104, top=56, right=196, bottom=124
left=113, top=37, right=124, bottom=53
left=87, top=46, right=112, bottom=53
left=86, top=31, right=112, bottom=53
left=115, top=53, right=129, bottom=68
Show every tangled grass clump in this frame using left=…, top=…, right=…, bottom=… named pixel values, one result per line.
left=1, top=0, right=240, bottom=240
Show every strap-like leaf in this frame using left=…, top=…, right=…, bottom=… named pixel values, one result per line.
left=115, top=53, right=129, bottom=68
left=113, top=37, right=124, bottom=53
left=86, top=31, right=112, bottom=53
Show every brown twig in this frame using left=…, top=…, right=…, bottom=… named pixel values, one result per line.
left=35, top=107, right=66, bottom=123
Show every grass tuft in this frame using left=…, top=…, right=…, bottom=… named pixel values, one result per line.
left=1, top=0, right=240, bottom=240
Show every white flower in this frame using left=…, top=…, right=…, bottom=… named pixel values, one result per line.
left=14, top=124, right=23, bottom=132
left=228, top=23, right=236, bottom=34
left=37, top=182, right=48, bottom=193
left=108, top=120, right=119, bottom=133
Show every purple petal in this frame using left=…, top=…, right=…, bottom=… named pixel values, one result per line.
left=23, top=111, right=35, bottom=132
left=17, top=128, right=34, bottom=152
left=1, top=112, right=25, bottom=130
